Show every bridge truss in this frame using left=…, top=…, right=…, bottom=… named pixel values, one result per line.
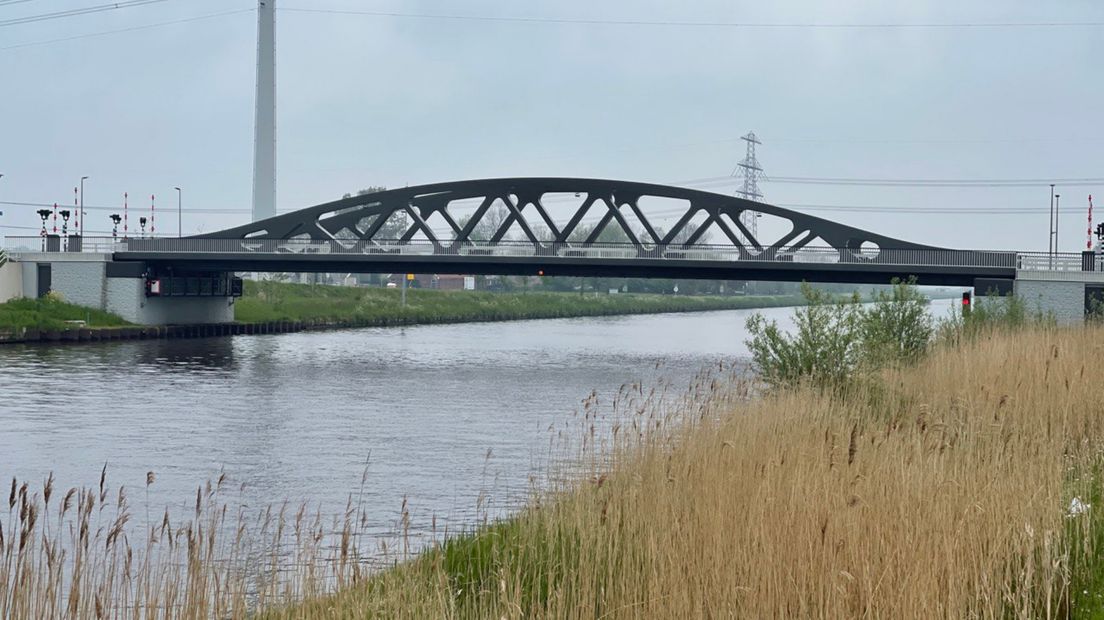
left=198, top=177, right=935, bottom=261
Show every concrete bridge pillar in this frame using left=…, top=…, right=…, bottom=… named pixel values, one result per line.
left=11, top=254, right=237, bottom=325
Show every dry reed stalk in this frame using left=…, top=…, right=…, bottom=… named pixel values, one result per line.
left=5, top=327, right=1104, bottom=618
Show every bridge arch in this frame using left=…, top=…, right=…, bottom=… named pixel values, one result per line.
left=198, top=177, right=938, bottom=261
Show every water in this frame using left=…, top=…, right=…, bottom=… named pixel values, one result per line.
left=0, top=299, right=954, bottom=544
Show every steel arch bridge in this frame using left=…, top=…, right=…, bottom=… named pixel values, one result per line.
left=200, top=177, right=930, bottom=254
left=113, top=178, right=1016, bottom=285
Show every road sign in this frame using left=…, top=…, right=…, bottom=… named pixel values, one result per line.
left=406, top=273, right=415, bottom=281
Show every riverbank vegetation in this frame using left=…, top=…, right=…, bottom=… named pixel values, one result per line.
left=233, top=279, right=807, bottom=325
left=0, top=295, right=129, bottom=332
left=6, top=286, right=1103, bottom=618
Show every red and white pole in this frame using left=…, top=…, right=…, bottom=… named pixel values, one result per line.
left=52, top=203, right=57, bottom=234
left=73, top=187, right=79, bottom=235
left=124, top=192, right=128, bottom=239
left=150, top=194, right=155, bottom=237
left=1090, top=195, right=1095, bottom=250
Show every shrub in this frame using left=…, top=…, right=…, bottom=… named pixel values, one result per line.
left=860, top=277, right=932, bottom=367
left=744, top=283, right=864, bottom=389
left=746, top=279, right=936, bottom=390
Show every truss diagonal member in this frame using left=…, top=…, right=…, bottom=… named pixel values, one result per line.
left=725, top=210, right=763, bottom=252
left=432, top=207, right=467, bottom=244
left=495, top=194, right=542, bottom=246
left=558, top=195, right=599, bottom=243
left=602, top=200, right=645, bottom=249
left=530, top=197, right=562, bottom=241
left=488, top=203, right=519, bottom=244
left=788, top=230, right=819, bottom=253
left=682, top=214, right=717, bottom=246
left=583, top=207, right=616, bottom=244
left=455, top=196, right=496, bottom=245
left=709, top=212, right=749, bottom=253
left=360, top=206, right=400, bottom=242
left=770, top=227, right=804, bottom=251
left=622, top=197, right=662, bottom=245
left=399, top=204, right=440, bottom=245
left=661, top=207, right=700, bottom=246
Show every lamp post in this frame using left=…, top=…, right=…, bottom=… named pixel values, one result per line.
left=1055, top=194, right=1061, bottom=256
left=1049, top=184, right=1055, bottom=260
left=174, top=187, right=182, bottom=238
left=79, top=176, right=89, bottom=236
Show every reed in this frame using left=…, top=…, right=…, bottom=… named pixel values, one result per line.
left=5, top=326, right=1104, bottom=617
left=285, top=326, right=1104, bottom=618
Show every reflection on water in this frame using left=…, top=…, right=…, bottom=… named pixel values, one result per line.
left=0, top=300, right=952, bottom=541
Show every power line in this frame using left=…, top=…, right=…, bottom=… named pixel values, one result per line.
left=765, top=175, right=1104, bottom=187
left=680, top=174, right=1104, bottom=188
left=0, top=0, right=173, bottom=28
left=280, top=7, right=1104, bottom=29
left=0, top=199, right=246, bottom=214
left=0, top=0, right=44, bottom=7
left=0, top=7, right=254, bottom=51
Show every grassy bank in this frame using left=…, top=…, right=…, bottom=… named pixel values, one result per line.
left=7, top=325, right=1104, bottom=617
left=264, top=325, right=1104, bottom=617
left=234, top=280, right=806, bottom=325
left=0, top=296, right=129, bottom=332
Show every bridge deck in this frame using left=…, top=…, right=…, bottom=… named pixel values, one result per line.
left=8, top=238, right=1082, bottom=286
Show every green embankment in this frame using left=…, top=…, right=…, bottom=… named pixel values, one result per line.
left=0, top=297, right=130, bottom=332
left=233, top=280, right=805, bottom=326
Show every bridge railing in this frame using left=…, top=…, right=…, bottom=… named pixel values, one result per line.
left=1016, top=252, right=1104, bottom=272
left=0, top=236, right=1080, bottom=271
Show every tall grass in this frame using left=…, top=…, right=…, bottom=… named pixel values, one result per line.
left=6, top=323, right=1104, bottom=616
left=287, top=326, right=1104, bottom=618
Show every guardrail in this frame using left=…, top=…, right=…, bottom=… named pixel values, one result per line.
left=1, top=236, right=1027, bottom=268
left=1016, top=252, right=1104, bottom=272
left=6, top=236, right=1095, bottom=272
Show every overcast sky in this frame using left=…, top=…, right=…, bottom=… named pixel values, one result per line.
left=1, top=0, right=1101, bottom=250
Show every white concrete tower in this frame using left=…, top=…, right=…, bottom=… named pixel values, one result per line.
left=252, top=0, right=276, bottom=222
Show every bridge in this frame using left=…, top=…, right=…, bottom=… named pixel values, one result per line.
left=5, top=177, right=1099, bottom=324
left=10, top=178, right=1035, bottom=286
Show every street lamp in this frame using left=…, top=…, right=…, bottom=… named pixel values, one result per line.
left=174, top=186, right=182, bottom=238
left=1049, top=184, right=1056, bottom=256
left=1055, top=194, right=1061, bottom=254
left=79, top=176, right=88, bottom=236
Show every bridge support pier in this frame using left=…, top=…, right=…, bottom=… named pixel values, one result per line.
left=13, top=254, right=238, bottom=325
left=1011, top=267, right=1104, bottom=324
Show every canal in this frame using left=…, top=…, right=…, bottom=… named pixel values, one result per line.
left=0, top=299, right=953, bottom=551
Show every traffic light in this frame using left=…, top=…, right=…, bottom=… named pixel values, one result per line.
left=962, top=291, right=972, bottom=311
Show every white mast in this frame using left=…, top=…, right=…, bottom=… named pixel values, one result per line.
left=252, top=0, right=276, bottom=222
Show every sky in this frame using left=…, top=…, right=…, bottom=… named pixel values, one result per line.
left=0, top=0, right=1101, bottom=250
